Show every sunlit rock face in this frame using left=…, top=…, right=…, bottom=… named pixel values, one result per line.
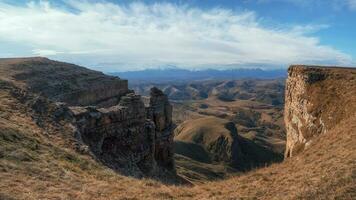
left=284, top=65, right=356, bottom=158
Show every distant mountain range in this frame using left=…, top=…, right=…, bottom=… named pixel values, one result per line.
left=109, top=68, right=287, bottom=83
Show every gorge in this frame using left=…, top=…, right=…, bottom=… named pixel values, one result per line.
left=0, top=57, right=355, bottom=199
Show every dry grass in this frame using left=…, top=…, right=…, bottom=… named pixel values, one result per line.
left=187, top=115, right=356, bottom=199
left=172, top=96, right=286, bottom=154
left=0, top=62, right=354, bottom=199
left=175, top=116, right=235, bottom=145
left=2, top=89, right=353, bottom=199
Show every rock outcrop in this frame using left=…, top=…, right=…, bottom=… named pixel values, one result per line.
left=284, top=65, right=356, bottom=158
left=147, top=87, right=174, bottom=169
left=70, top=89, right=174, bottom=176
left=70, top=94, right=155, bottom=176
left=0, top=57, right=175, bottom=177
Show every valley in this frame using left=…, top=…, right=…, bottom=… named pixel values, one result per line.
left=0, top=58, right=355, bottom=199
left=132, top=79, right=286, bottom=182
left=1, top=1, right=355, bottom=199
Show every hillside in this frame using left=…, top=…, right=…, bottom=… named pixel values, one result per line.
left=0, top=60, right=355, bottom=199
left=135, top=79, right=286, bottom=157
left=0, top=57, right=178, bottom=180
left=174, top=117, right=281, bottom=170
left=0, top=57, right=129, bottom=107
left=1, top=98, right=354, bottom=199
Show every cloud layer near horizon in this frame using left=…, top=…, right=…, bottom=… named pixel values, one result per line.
left=0, top=1, right=353, bottom=71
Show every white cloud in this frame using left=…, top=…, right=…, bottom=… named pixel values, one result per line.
left=0, top=1, right=353, bottom=71
left=258, top=0, right=356, bottom=11
left=257, top=0, right=309, bottom=6
left=349, top=0, right=356, bottom=10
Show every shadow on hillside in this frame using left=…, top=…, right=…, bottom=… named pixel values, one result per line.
left=236, top=136, right=283, bottom=171
left=174, top=137, right=283, bottom=177
left=174, top=141, right=212, bottom=163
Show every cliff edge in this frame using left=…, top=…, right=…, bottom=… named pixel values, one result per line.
left=0, top=57, right=129, bottom=107
left=284, top=65, right=356, bottom=157
left=0, top=57, right=175, bottom=178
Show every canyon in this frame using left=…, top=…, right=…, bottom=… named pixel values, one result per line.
left=0, top=58, right=355, bottom=199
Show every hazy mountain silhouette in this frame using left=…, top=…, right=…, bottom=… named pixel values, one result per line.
left=110, top=68, right=287, bottom=83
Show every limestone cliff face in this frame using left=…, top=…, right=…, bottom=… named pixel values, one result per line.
left=284, top=65, right=356, bottom=158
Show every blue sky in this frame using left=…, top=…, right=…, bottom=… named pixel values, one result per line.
left=0, top=0, right=355, bottom=71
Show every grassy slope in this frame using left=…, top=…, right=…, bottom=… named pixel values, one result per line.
left=172, top=97, right=286, bottom=154
left=1, top=92, right=354, bottom=199
left=174, top=154, right=236, bottom=184
left=184, top=115, right=356, bottom=199
left=0, top=60, right=354, bottom=199
left=173, top=117, right=240, bottom=183
left=1, top=81, right=354, bottom=199
left=175, top=117, right=236, bottom=146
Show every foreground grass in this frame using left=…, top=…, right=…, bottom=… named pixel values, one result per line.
left=0, top=88, right=355, bottom=200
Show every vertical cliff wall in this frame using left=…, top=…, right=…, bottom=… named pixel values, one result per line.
left=284, top=65, right=356, bottom=158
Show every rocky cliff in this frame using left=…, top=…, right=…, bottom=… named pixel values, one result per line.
left=70, top=89, right=174, bottom=176
left=0, top=57, right=130, bottom=107
left=0, top=57, right=175, bottom=177
left=147, top=87, right=174, bottom=169
left=284, top=65, right=356, bottom=157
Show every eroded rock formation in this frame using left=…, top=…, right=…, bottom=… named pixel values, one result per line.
left=284, top=65, right=356, bottom=158
left=0, top=58, right=175, bottom=177
left=70, top=88, right=174, bottom=176
left=147, top=87, right=174, bottom=169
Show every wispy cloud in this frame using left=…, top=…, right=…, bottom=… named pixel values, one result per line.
left=258, top=0, right=356, bottom=10
left=349, top=0, right=356, bottom=10
left=0, top=1, right=353, bottom=71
